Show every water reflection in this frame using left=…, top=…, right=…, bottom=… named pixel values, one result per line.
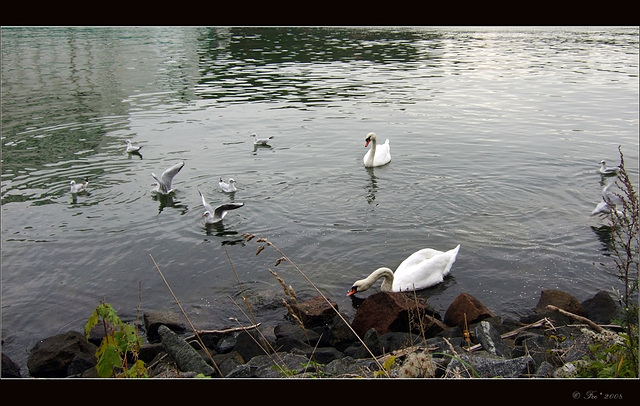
left=364, top=167, right=378, bottom=205
left=153, top=193, right=188, bottom=215
left=126, top=150, right=143, bottom=160
left=203, top=221, right=245, bottom=246
left=591, top=225, right=615, bottom=254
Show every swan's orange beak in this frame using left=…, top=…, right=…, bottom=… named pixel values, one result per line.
left=347, top=287, right=357, bottom=296
left=365, top=139, right=370, bottom=147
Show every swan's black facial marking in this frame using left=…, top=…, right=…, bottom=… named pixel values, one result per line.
left=347, top=286, right=358, bottom=296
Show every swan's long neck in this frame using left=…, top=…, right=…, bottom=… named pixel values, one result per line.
left=362, top=267, right=394, bottom=292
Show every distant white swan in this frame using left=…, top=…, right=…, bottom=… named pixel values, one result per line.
left=219, top=178, right=237, bottom=193
left=347, top=245, right=460, bottom=296
left=125, top=139, right=142, bottom=153
left=152, top=161, right=184, bottom=194
left=363, top=132, right=391, bottom=167
left=599, top=160, right=620, bottom=176
left=69, top=177, right=89, bottom=194
left=591, top=183, right=623, bottom=216
left=198, top=189, right=244, bottom=224
left=251, top=133, right=274, bottom=146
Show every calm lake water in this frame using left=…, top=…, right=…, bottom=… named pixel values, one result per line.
left=2, top=26, right=638, bottom=376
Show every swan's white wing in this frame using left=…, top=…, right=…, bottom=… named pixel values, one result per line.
left=393, top=245, right=460, bottom=291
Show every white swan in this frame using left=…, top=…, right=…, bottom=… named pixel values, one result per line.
left=125, top=139, right=142, bottom=153
left=69, top=177, right=89, bottom=194
left=198, top=189, right=244, bottom=224
left=347, top=244, right=460, bottom=296
left=152, top=161, right=184, bottom=194
left=219, top=178, right=237, bottom=193
left=599, top=160, right=620, bottom=176
left=251, top=133, right=274, bottom=146
left=363, top=132, right=391, bottom=167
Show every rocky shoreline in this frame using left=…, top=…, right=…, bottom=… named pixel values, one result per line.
left=2, top=288, right=626, bottom=379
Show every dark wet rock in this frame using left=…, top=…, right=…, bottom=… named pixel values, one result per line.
left=535, top=289, right=586, bottom=315
left=2, top=353, right=22, bottom=378
left=232, top=330, right=274, bottom=362
left=27, top=331, right=97, bottom=378
left=444, top=292, right=495, bottom=327
left=157, top=325, right=217, bottom=377
left=581, top=290, right=621, bottom=324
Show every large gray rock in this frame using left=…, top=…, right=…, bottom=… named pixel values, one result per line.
left=158, top=325, right=217, bottom=377
left=445, top=353, right=535, bottom=378
left=475, top=320, right=511, bottom=358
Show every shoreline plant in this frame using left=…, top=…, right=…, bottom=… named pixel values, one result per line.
left=579, top=146, right=639, bottom=378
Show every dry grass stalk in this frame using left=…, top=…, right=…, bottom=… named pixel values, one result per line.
left=149, top=254, right=223, bottom=377
left=243, top=233, right=389, bottom=376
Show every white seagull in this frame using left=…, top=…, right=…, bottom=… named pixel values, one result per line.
left=198, top=189, right=244, bottom=224
left=599, top=160, right=620, bottom=176
left=125, top=139, right=142, bottom=153
left=591, top=183, right=624, bottom=216
left=152, top=161, right=184, bottom=194
left=219, top=178, right=237, bottom=193
left=70, top=177, right=89, bottom=194
left=250, top=133, right=274, bottom=146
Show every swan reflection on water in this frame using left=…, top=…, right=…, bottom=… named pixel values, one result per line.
left=364, top=167, right=378, bottom=205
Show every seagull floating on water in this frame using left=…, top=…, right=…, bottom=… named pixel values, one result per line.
left=219, top=178, right=237, bottom=193
left=152, top=161, right=184, bottom=195
left=599, top=160, right=620, bottom=176
left=70, top=177, right=89, bottom=194
left=591, top=182, right=624, bottom=216
left=125, top=139, right=142, bottom=153
left=198, top=189, right=244, bottom=224
left=250, top=133, right=274, bottom=146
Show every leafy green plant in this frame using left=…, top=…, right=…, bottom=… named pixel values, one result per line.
left=576, top=331, right=636, bottom=378
left=84, top=302, right=148, bottom=378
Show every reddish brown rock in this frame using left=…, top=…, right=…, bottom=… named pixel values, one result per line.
left=443, top=292, right=495, bottom=327
left=288, top=295, right=338, bottom=328
left=535, top=289, right=586, bottom=317
left=350, top=291, right=446, bottom=337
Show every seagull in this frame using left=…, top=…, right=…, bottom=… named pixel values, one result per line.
left=599, top=160, right=620, bottom=176
left=125, top=139, right=142, bottom=153
left=219, top=178, right=237, bottom=193
left=152, top=161, right=184, bottom=194
left=198, top=189, right=244, bottom=224
left=250, top=133, right=274, bottom=146
left=70, top=177, right=89, bottom=194
left=591, top=183, right=624, bottom=216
